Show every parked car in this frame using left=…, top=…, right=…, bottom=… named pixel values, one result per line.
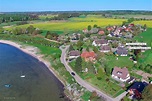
left=71, top=72, right=75, bottom=76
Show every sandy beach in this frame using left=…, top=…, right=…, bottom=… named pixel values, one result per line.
left=0, top=40, right=65, bottom=85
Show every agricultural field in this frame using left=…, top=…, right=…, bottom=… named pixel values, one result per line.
left=133, top=20, right=152, bottom=28
left=38, top=14, right=58, bottom=20
left=5, top=17, right=126, bottom=33
left=113, top=14, right=152, bottom=19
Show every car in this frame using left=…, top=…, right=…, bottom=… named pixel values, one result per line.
left=71, top=72, right=75, bottom=76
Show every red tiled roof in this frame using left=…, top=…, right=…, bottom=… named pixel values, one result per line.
left=98, top=30, right=105, bottom=35
left=81, top=51, right=96, bottom=58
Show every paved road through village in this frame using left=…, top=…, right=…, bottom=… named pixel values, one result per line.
left=60, top=45, right=127, bottom=101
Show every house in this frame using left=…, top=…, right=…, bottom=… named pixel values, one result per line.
left=124, top=32, right=133, bottom=39
left=89, top=28, right=99, bottom=34
left=69, top=50, right=80, bottom=59
left=81, top=51, right=96, bottom=62
left=92, top=39, right=108, bottom=46
left=125, top=27, right=132, bottom=32
left=128, top=24, right=135, bottom=27
left=70, top=33, right=80, bottom=40
left=112, top=67, right=130, bottom=82
left=128, top=82, right=148, bottom=100
left=82, top=28, right=88, bottom=33
left=107, top=27, right=114, bottom=32
left=116, top=47, right=128, bottom=56
left=100, top=45, right=111, bottom=53
left=98, top=30, right=105, bottom=35
left=113, top=29, right=120, bottom=36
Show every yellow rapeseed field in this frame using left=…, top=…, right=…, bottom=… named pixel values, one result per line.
left=133, top=20, right=152, bottom=28
left=13, top=17, right=126, bottom=31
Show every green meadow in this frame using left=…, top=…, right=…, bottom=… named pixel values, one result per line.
left=134, top=28, right=152, bottom=65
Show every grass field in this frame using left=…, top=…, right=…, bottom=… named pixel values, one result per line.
left=134, top=28, right=152, bottom=46
left=39, top=14, right=58, bottom=20
left=134, top=28, right=152, bottom=65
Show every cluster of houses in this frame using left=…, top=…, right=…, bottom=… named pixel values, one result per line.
left=68, top=49, right=149, bottom=100
left=69, top=50, right=96, bottom=62
left=67, top=23, right=149, bottom=100
left=82, top=23, right=146, bottom=38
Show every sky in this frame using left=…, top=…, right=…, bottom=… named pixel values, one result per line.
left=0, top=0, right=152, bottom=12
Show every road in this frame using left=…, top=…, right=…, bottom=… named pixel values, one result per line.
left=60, top=45, right=127, bottom=101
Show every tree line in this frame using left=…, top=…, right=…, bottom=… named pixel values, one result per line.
left=0, top=14, right=39, bottom=23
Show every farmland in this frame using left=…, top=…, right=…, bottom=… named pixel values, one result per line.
left=39, top=14, right=58, bottom=20
left=133, top=20, right=152, bottom=28
left=5, top=17, right=127, bottom=33
left=113, top=14, right=152, bottom=19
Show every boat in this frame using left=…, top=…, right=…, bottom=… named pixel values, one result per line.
left=20, top=75, right=25, bottom=78
left=5, top=84, right=11, bottom=88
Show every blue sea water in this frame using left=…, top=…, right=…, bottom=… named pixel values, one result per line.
left=0, top=43, right=66, bottom=101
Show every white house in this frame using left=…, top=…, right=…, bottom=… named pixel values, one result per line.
left=92, top=39, right=108, bottom=46
left=112, top=67, right=130, bottom=82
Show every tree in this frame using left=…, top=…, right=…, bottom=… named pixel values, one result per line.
left=86, top=47, right=89, bottom=52
left=79, top=34, right=84, bottom=41
left=76, top=41, right=84, bottom=51
left=0, top=28, right=4, bottom=34
left=143, top=24, right=147, bottom=30
left=88, top=25, right=92, bottom=31
left=93, top=46, right=98, bottom=53
left=104, top=65, right=111, bottom=75
left=111, top=42, right=118, bottom=48
left=69, top=45, right=74, bottom=52
left=93, top=24, right=98, bottom=28
left=74, top=57, right=82, bottom=73
left=97, top=68, right=104, bottom=80
left=26, top=25, right=35, bottom=34
left=142, top=84, right=152, bottom=101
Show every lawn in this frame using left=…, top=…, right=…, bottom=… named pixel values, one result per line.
left=105, top=55, right=134, bottom=69
left=81, top=73, right=123, bottom=97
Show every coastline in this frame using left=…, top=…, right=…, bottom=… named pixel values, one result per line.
left=0, top=40, right=66, bottom=89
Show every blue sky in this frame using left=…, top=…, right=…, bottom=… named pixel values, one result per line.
left=0, top=0, right=152, bottom=12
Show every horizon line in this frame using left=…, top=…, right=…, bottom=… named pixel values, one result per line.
left=0, top=10, right=152, bottom=13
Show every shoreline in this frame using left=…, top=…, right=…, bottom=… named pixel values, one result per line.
left=0, top=40, right=69, bottom=98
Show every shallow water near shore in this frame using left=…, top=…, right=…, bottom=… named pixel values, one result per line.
left=0, top=43, right=67, bottom=101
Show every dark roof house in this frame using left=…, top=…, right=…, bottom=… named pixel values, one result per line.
left=69, top=50, right=80, bottom=56
left=100, top=45, right=111, bottom=52
left=116, top=47, right=128, bottom=56
left=128, top=82, right=148, bottom=100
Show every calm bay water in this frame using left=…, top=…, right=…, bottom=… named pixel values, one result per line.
left=0, top=43, right=67, bottom=101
